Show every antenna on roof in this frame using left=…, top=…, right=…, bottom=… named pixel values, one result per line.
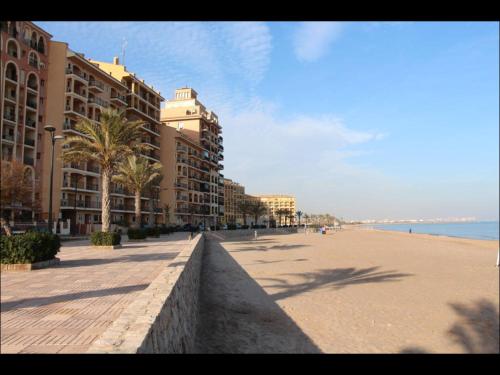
left=121, top=37, right=128, bottom=66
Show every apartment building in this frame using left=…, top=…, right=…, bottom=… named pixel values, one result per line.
left=40, top=43, right=138, bottom=233
left=161, top=88, right=224, bottom=227
left=160, top=126, right=213, bottom=227
left=255, top=195, right=296, bottom=226
left=223, top=178, right=245, bottom=225
left=1, top=21, right=51, bottom=221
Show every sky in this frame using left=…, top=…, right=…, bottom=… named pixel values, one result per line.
left=36, top=21, right=499, bottom=221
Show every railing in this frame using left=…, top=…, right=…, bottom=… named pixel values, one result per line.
left=68, top=88, right=87, bottom=99
left=66, top=68, right=88, bottom=81
left=89, top=80, right=104, bottom=90
left=2, top=134, right=14, bottom=142
left=111, top=93, right=127, bottom=103
left=26, top=100, right=37, bottom=109
left=176, top=146, right=188, bottom=152
left=176, top=195, right=189, bottom=201
left=142, top=123, right=160, bottom=134
left=3, top=113, right=16, bottom=122
left=88, top=97, right=109, bottom=108
left=174, top=182, right=188, bottom=189
left=25, top=118, right=36, bottom=128
left=61, top=199, right=101, bottom=209
left=24, top=138, right=35, bottom=147
left=110, top=203, right=135, bottom=211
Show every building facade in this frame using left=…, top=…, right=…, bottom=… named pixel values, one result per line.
left=255, top=195, right=296, bottom=226
left=223, top=178, right=245, bottom=225
left=161, top=88, right=224, bottom=227
left=1, top=21, right=51, bottom=221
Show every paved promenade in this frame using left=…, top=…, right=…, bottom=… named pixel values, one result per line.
left=1, top=232, right=190, bottom=353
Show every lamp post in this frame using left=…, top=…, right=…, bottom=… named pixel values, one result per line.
left=44, top=125, right=64, bottom=233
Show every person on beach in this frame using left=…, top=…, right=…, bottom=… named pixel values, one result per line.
left=409, top=228, right=412, bottom=234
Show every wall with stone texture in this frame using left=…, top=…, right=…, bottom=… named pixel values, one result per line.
left=87, top=234, right=204, bottom=353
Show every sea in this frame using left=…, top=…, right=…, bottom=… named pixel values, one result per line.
left=367, top=221, right=499, bottom=241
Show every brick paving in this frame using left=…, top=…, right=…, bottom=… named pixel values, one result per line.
left=1, top=232, right=191, bottom=353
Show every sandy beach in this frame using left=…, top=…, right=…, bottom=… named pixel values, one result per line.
left=196, top=227, right=499, bottom=353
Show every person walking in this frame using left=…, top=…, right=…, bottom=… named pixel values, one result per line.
left=409, top=228, right=412, bottom=234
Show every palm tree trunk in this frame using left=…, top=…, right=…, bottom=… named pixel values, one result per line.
left=134, top=191, right=141, bottom=229
left=101, top=169, right=111, bottom=232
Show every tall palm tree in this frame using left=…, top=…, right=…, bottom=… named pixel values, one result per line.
left=249, top=201, right=267, bottom=227
left=62, top=109, right=147, bottom=232
left=296, top=210, right=303, bottom=227
left=113, top=155, right=162, bottom=229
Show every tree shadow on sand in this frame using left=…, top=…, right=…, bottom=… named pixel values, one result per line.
left=258, top=266, right=413, bottom=301
left=447, top=299, right=499, bottom=353
left=229, top=244, right=310, bottom=253
left=399, top=299, right=499, bottom=353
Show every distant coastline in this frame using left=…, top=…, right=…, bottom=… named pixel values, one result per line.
left=361, top=221, right=499, bottom=241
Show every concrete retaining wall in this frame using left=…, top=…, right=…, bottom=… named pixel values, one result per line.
left=87, top=234, right=205, bottom=353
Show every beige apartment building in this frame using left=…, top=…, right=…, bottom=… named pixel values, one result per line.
left=161, top=88, right=224, bottom=227
left=37, top=46, right=164, bottom=234
left=223, top=178, right=245, bottom=225
left=1, top=21, right=51, bottom=221
left=256, top=194, right=296, bottom=226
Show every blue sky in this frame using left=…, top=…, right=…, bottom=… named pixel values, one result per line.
left=36, top=21, right=499, bottom=221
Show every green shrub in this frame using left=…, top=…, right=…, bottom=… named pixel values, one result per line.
left=90, top=231, right=121, bottom=246
left=145, top=227, right=160, bottom=237
left=0, top=232, right=61, bottom=264
left=127, top=228, right=147, bottom=240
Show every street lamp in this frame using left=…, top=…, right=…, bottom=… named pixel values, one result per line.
left=44, top=125, right=64, bottom=233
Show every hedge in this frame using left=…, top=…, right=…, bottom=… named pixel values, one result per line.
left=90, top=231, right=121, bottom=246
left=127, top=228, right=147, bottom=240
left=0, top=232, right=61, bottom=264
left=145, top=227, right=160, bottom=238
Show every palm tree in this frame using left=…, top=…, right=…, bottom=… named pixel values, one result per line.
left=113, top=155, right=162, bottom=229
left=237, top=201, right=253, bottom=226
left=275, top=208, right=286, bottom=227
left=296, top=210, right=303, bottom=227
left=62, top=109, right=148, bottom=232
left=249, top=201, right=267, bottom=227
left=303, top=213, right=310, bottom=226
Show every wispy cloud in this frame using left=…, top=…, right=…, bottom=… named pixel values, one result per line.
left=36, top=21, right=272, bottom=111
left=293, top=22, right=343, bottom=62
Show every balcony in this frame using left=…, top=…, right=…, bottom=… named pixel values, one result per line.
left=26, top=100, right=37, bottom=110
left=25, top=118, right=37, bottom=128
left=3, top=113, right=16, bottom=124
left=24, top=138, right=35, bottom=147
left=64, top=105, right=87, bottom=119
left=174, top=182, right=188, bottom=190
left=110, top=203, right=135, bottom=211
left=141, top=122, right=160, bottom=135
left=88, top=80, right=104, bottom=93
left=141, top=137, right=160, bottom=148
left=61, top=199, right=101, bottom=209
left=88, top=97, right=109, bottom=108
left=2, top=134, right=15, bottom=143
left=63, top=163, right=100, bottom=174
left=110, top=93, right=127, bottom=105
left=66, top=68, right=89, bottom=82
left=176, top=145, right=188, bottom=153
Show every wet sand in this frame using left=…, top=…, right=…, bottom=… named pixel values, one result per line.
left=195, top=228, right=499, bottom=353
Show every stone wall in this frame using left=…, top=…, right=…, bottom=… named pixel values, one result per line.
left=87, top=234, right=204, bottom=353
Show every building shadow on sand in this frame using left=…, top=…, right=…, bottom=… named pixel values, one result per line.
left=194, top=239, right=322, bottom=353
left=258, top=266, right=413, bottom=301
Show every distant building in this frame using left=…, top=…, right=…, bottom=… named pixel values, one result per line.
left=254, top=194, right=296, bottom=226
